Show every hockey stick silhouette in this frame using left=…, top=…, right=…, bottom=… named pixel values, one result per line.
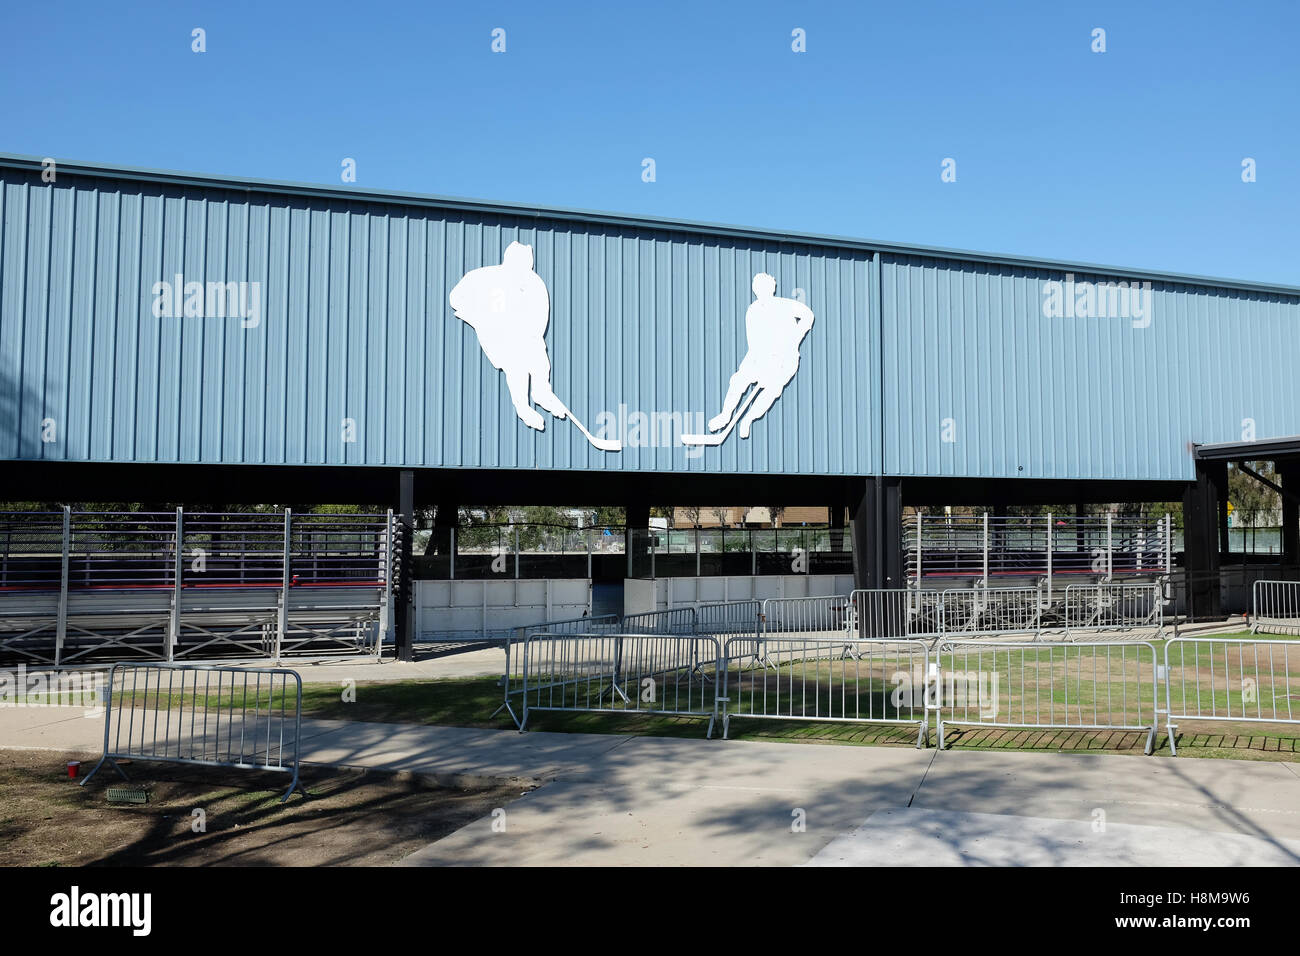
left=553, top=397, right=623, bottom=452
left=680, top=387, right=759, bottom=446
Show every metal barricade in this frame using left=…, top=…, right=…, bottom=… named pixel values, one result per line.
left=940, top=586, right=1047, bottom=639
left=1252, top=580, right=1300, bottom=636
left=697, top=599, right=763, bottom=664
left=621, top=606, right=698, bottom=635
left=492, top=613, right=620, bottom=728
left=847, top=589, right=912, bottom=640
left=695, top=599, right=762, bottom=635
left=1163, top=637, right=1300, bottom=755
left=760, top=596, right=850, bottom=636
left=80, top=662, right=306, bottom=802
left=719, top=636, right=930, bottom=745
left=520, top=632, right=722, bottom=737
left=933, top=640, right=1160, bottom=754
left=755, top=596, right=852, bottom=671
left=1063, top=583, right=1163, bottom=639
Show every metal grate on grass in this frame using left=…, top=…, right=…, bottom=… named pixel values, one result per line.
left=105, top=786, right=150, bottom=805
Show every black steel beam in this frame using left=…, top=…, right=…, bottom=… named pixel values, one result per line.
left=395, top=470, right=415, bottom=661
left=1183, top=459, right=1225, bottom=618
left=1283, top=463, right=1300, bottom=566
left=1, top=460, right=1195, bottom=511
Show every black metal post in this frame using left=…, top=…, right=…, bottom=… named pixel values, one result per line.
left=395, top=469, right=415, bottom=661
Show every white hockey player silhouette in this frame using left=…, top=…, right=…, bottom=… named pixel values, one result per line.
left=449, top=241, right=620, bottom=451
left=685, top=273, right=814, bottom=444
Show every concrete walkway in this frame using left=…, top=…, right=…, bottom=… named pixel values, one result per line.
left=3, top=706, right=1298, bottom=866
left=807, top=807, right=1300, bottom=866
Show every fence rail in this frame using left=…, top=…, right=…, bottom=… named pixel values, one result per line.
left=81, top=662, right=306, bottom=802
left=1164, top=637, right=1300, bottom=755
left=1252, top=580, right=1300, bottom=636
left=489, top=596, right=1300, bottom=756
left=520, top=633, right=722, bottom=736
left=760, top=595, right=850, bottom=635
left=940, top=586, right=1047, bottom=639
left=848, top=588, right=941, bottom=640
left=621, top=606, right=698, bottom=635
left=905, top=512, right=1171, bottom=584
left=493, top=614, right=620, bottom=728
left=0, top=508, right=397, bottom=665
left=933, top=640, right=1160, bottom=753
left=1063, top=583, right=1163, bottom=638
left=719, top=636, right=930, bottom=744
left=695, top=599, right=762, bottom=636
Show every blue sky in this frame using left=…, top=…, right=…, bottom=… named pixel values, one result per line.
left=2, top=0, right=1296, bottom=284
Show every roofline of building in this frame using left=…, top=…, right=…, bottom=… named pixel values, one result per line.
left=1195, top=436, right=1300, bottom=461
left=3, top=152, right=1299, bottom=298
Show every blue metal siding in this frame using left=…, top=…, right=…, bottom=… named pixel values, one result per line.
left=881, top=255, right=1300, bottom=481
left=3, top=161, right=1299, bottom=483
left=0, top=169, right=879, bottom=476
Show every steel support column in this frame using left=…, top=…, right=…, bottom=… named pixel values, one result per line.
left=1281, top=462, right=1300, bottom=567
left=395, top=469, right=415, bottom=661
left=625, top=503, right=649, bottom=578
left=850, top=477, right=904, bottom=591
left=1183, top=459, right=1226, bottom=618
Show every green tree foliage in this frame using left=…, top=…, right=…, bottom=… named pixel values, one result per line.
left=1228, top=462, right=1281, bottom=526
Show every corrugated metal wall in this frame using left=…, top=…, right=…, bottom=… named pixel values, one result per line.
left=2, top=161, right=1298, bottom=483
left=0, top=168, right=875, bottom=476
left=880, top=255, right=1300, bottom=481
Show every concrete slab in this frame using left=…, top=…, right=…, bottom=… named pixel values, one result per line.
left=0, top=706, right=633, bottom=784
left=806, top=806, right=1300, bottom=866
left=0, top=706, right=107, bottom=751
left=296, top=719, right=634, bottom=783
left=398, top=742, right=933, bottom=867
left=915, top=749, right=1300, bottom=840
left=4, top=703, right=1298, bottom=867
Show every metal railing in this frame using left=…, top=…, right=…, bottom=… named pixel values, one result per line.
left=905, top=512, right=1171, bottom=584
left=520, top=633, right=722, bottom=736
left=1063, top=583, right=1163, bottom=638
left=1252, top=580, right=1300, bottom=636
left=697, top=599, right=763, bottom=663
left=719, top=636, right=930, bottom=744
left=0, top=508, right=398, bottom=665
left=760, top=595, right=850, bottom=635
left=695, top=599, right=763, bottom=636
left=621, top=606, right=698, bottom=635
left=438, top=524, right=625, bottom=579
left=493, top=614, right=621, bottom=728
left=939, top=586, right=1048, bottom=639
left=933, top=640, right=1161, bottom=753
left=495, top=610, right=1300, bottom=755
left=493, top=604, right=762, bottom=729
left=848, top=588, right=920, bottom=640
left=418, top=524, right=854, bottom=579
left=849, top=587, right=1065, bottom=643
left=1163, top=637, right=1300, bottom=755
left=80, top=662, right=306, bottom=802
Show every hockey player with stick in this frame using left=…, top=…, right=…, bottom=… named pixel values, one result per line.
left=685, top=272, right=815, bottom=445
left=449, top=241, right=620, bottom=451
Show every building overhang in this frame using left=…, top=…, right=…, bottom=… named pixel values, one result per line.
left=1194, top=436, right=1300, bottom=463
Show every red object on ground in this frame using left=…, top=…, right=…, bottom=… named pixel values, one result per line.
left=66, top=761, right=80, bottom=779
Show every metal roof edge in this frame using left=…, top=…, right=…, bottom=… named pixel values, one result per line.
left=1195, top=436, right=1300, bottom=459
left=2, top=151, right=1298, bottom=298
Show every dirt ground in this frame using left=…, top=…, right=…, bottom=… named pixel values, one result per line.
left=0, top=750, right=528, bottom=867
